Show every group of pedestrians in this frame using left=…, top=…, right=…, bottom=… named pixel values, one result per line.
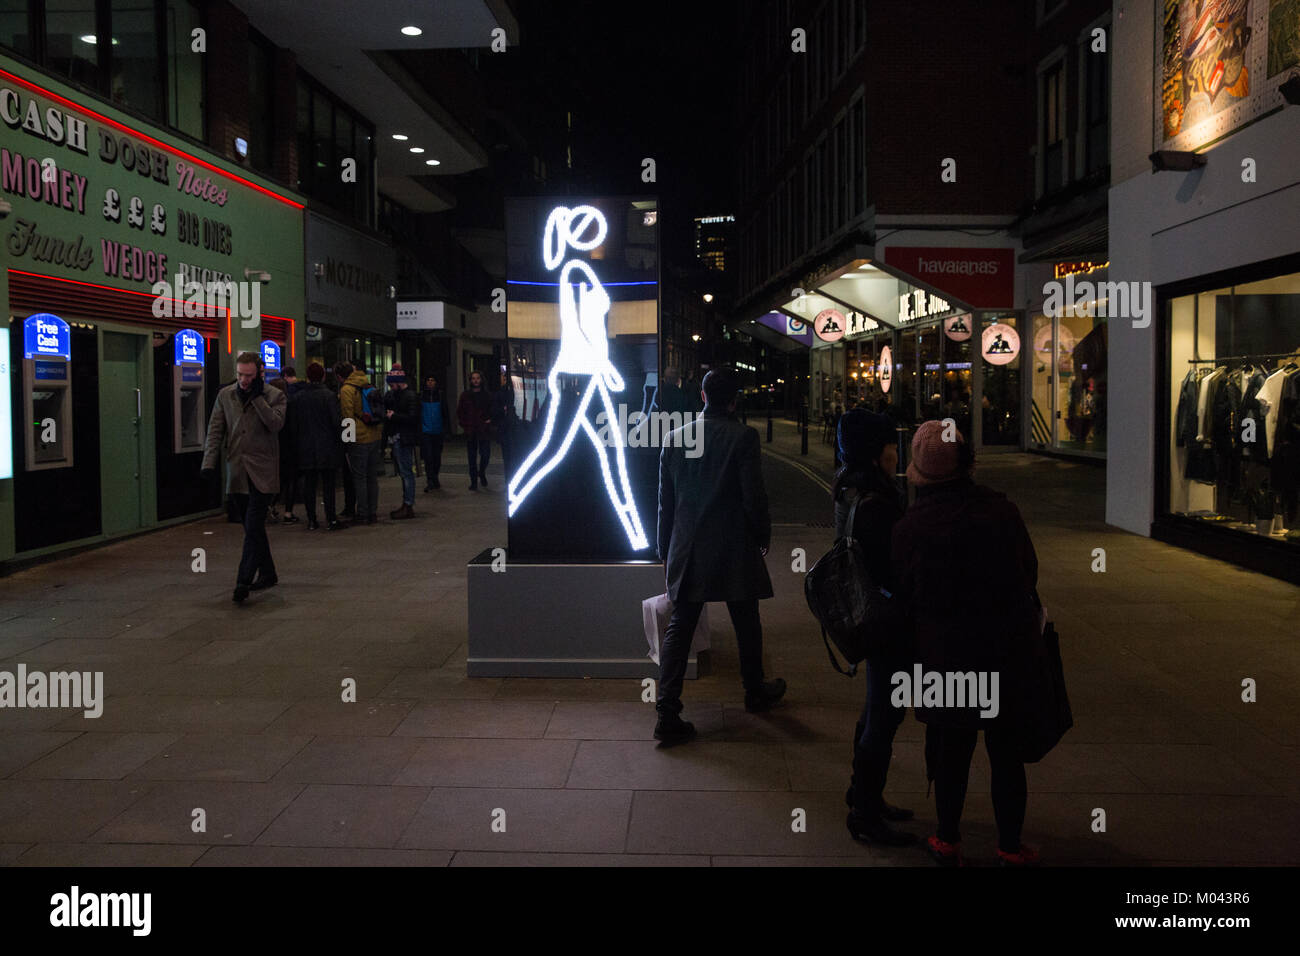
left=834, top=410, right=1043, bottom=865
left=652, top=368, right=1046, bottom=866
left=201, top=351, right=468, bottom=602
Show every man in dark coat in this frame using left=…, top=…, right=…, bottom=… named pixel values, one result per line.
left=201, top=351, right=286, bottom=603
left=891, top=419, right=1041, bottom=866
left=385, top=369, right=421, bottom=519
left=457, top=370, right=493, bottom=490
left=655, top=368, right=785, bottom=743
left=291, top=362, right=346, bottom=531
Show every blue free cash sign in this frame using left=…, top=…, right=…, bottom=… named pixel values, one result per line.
left=260, top=340, right=281, bottom=374
left=23, top=313, right=71, bottom=360
left=174, top=329, right=204, bottom=365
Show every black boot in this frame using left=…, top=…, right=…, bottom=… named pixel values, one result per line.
left=744, top=678, right=787, bottom=713
left=653, top=711, right=696, bottom=744
left=846, top=810, right=917, bottom=846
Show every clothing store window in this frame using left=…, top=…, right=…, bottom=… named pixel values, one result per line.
left=1031, top=308, right=1107, bottom=455
left=1167, top=269, right=1300, bottom=546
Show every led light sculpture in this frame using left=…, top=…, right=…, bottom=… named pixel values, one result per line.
left=507, top=205, right=649, bottom=550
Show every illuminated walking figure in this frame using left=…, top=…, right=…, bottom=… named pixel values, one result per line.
left=507, top=205, right=649, bottom=550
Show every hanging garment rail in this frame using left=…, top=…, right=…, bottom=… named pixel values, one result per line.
left=1188, top=351, right=1300, bottom=364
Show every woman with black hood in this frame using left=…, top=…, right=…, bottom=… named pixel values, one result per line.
left=834, top=408, right=917, bottom=846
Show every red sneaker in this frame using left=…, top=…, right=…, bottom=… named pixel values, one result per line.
left=926, top=835, right=962, bottom=866
left=997, top=844, right=1041, bottom=866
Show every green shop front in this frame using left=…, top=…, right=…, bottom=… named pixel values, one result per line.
left=0, top=60, right=304, bottom=568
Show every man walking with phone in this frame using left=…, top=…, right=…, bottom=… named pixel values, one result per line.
left=201, top=351, right=287, bottom=603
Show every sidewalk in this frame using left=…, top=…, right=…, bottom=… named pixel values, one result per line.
left=0, top=435, right=1297, bottom=866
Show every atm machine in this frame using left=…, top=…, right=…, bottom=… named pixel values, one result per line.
left=21, top=313, right=73, bottom=471
left=172, top=328, right=206, bottom=453
left=260, top=339, right=281, bottom=380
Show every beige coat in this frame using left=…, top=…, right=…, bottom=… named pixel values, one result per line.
left=201, top=382, right=287, bottom=494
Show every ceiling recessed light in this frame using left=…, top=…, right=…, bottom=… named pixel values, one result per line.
left=400, top=25, right=422, bottom=36
left=391, top=134, right=408, bottom=141
left=425, top=159, right=441, bottom=166
left=409, top=147, right=424, bottom=154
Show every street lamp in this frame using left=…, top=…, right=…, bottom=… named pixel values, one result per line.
left=702, top=293, right=714, bottom=303
left=691, top=334, right=700, bottom=342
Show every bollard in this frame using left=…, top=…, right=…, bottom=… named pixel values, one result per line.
left=800, top=403, right=809, bottom=456
left=766, top=396, right=773, bottom=443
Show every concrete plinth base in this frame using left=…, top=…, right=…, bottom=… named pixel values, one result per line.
left=466, top=550, right=698, bottom=678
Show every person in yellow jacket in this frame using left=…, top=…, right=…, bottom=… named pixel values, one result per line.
left=337, top=362, right=384, bottom=524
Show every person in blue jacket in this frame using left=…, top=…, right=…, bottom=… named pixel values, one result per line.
left=420, top=374, right=446, bottom=491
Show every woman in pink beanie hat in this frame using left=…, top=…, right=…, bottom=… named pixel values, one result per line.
left=891, top=419, right=1044, bottom=866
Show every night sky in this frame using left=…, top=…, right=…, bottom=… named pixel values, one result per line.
left=512, top=1, right=739, bottom=267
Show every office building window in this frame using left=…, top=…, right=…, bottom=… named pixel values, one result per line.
left=1041, top=58, right=1066, bottom=193
left=0, top=0, right=35, bottom=57
left=296, top=72, right=375, bottom=224
left=165, top=0, right=203, bottom=138
left=851, top=97, right=865, bottom=215
left=44, top=0, right=103, bottom=91
left=247, top=33, right=275, bottom=172
left=1083, top=39, right=1109, bottom=174
left=110, top=0, right=160, bottom=119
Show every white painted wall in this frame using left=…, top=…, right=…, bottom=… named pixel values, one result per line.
left=1106, top=0, right=1300, bottom=535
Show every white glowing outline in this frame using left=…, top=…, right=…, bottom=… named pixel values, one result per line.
left=508, top=204, right=649, bottom=550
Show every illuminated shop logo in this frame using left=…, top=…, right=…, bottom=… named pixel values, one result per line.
left=898, top=289, right=951, bottom=323
left=814, top=308, right=845, bottom=343
left=507, top=205, right=649, bottom=551
left=878, top=345, right=893, bottom=393
left=260, top=339, right=281, bottom=372
left=943, top=313, right=972, bottom=342
left=981, top=323, right=1020, bottom=365
left=174, top=329, right=203, bottom=365
left=22, top=313, right=71, bottom=359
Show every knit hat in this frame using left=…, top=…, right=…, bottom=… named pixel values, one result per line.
left=386, top=370, right=407, bottom=386
left=906, top=419, right=972, bottom=486
left=837, top=408, right=897, bottom=468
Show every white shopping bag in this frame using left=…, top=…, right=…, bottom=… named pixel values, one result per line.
left=642, top=593, right=711, bottom=665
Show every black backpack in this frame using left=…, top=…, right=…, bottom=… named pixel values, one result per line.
left=804, top=492, right=898, bottom=677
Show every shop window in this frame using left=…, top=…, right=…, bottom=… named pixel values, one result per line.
left=44, top=0, right=103, bottom=92
left=0, top=0, right=35, bottom=58
left=109, top=0, right=160, bottom=119
left=920, top=324, right=941, bottom=421
left=981, top=314, right=1022, bottom=445
left=1167, top=271, right=1300, bottom=545
left=165, top=0, right=203, bottom=138
left=1032, top=310, right=1107, bottom=454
